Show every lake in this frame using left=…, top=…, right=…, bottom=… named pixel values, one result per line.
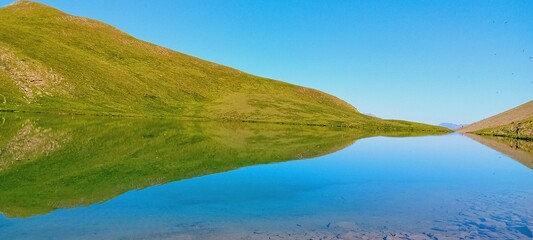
left=0, top=115, right=532, bottom=239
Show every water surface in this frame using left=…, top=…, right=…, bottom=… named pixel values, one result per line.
left=0, top=115, right=532, bottom=239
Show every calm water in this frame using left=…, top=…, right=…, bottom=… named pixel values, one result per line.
left=0, top=116, right=532, bottom=239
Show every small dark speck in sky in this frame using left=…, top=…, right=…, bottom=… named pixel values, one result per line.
left=505, top=21, right=508, bottom=24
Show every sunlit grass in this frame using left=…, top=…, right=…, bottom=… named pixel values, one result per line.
left=475, top=117, right=533, bottom=140
left=0, top=2, right=449, bottom=133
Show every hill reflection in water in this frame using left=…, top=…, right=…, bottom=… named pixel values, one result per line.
left=0, top=114, right=431, bottom=218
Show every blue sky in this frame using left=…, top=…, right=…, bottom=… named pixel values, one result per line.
left=2, top=0, right=532, bottom=124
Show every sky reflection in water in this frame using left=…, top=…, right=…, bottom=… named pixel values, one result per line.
left=0, top=129, right=532, bottom=239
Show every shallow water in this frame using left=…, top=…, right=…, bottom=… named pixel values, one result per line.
left=0, top=116, right=532, bottom=239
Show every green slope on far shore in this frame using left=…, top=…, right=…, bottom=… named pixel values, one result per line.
left=474, top=117, right=533, bottom=141
left=459, top=100, right=533, bottom=134
left=459, top=100, right=533, bottom=139
left=0, top=1, right=448, bottom=133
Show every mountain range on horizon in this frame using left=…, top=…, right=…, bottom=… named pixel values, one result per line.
left=0, top=1, right=448, bottom=132
left=439, top=123, right=467, bottom=131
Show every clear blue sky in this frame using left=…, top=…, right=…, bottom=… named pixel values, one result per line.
left=2, top=0, right=532, bottom=124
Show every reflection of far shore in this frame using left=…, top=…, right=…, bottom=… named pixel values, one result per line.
left=467, top=134, right=533, bottom=170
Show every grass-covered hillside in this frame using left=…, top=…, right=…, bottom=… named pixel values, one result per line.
left=0, top=1, right=447, bottom=132
left=459, top=100, right=533, bottom=139
left=459, top=100, right=533, bottom=134
left=474, top=117, right=533, bottom=140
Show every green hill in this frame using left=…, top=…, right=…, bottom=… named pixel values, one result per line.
left=0, top=1, right=447, bottom=132
left=473, top=116, right=533, bottom=140
left=459, top=100, right=533, bottom=140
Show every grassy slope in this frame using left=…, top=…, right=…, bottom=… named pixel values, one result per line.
left=474, top=116, right=533, bottom=140
left=459, top=100, right=533, bottom=139
left=0, top=114, right=444, bottom=218
left=458, top=100, right=533, bottom=134
left=0, top=1, right=448, bottom=132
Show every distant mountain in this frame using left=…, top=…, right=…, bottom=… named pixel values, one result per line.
left=0, top=1, right=448, bottom=132
left=439, top=123, right=466, bottom=130
left=458, top=100, right=533, bottom=140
